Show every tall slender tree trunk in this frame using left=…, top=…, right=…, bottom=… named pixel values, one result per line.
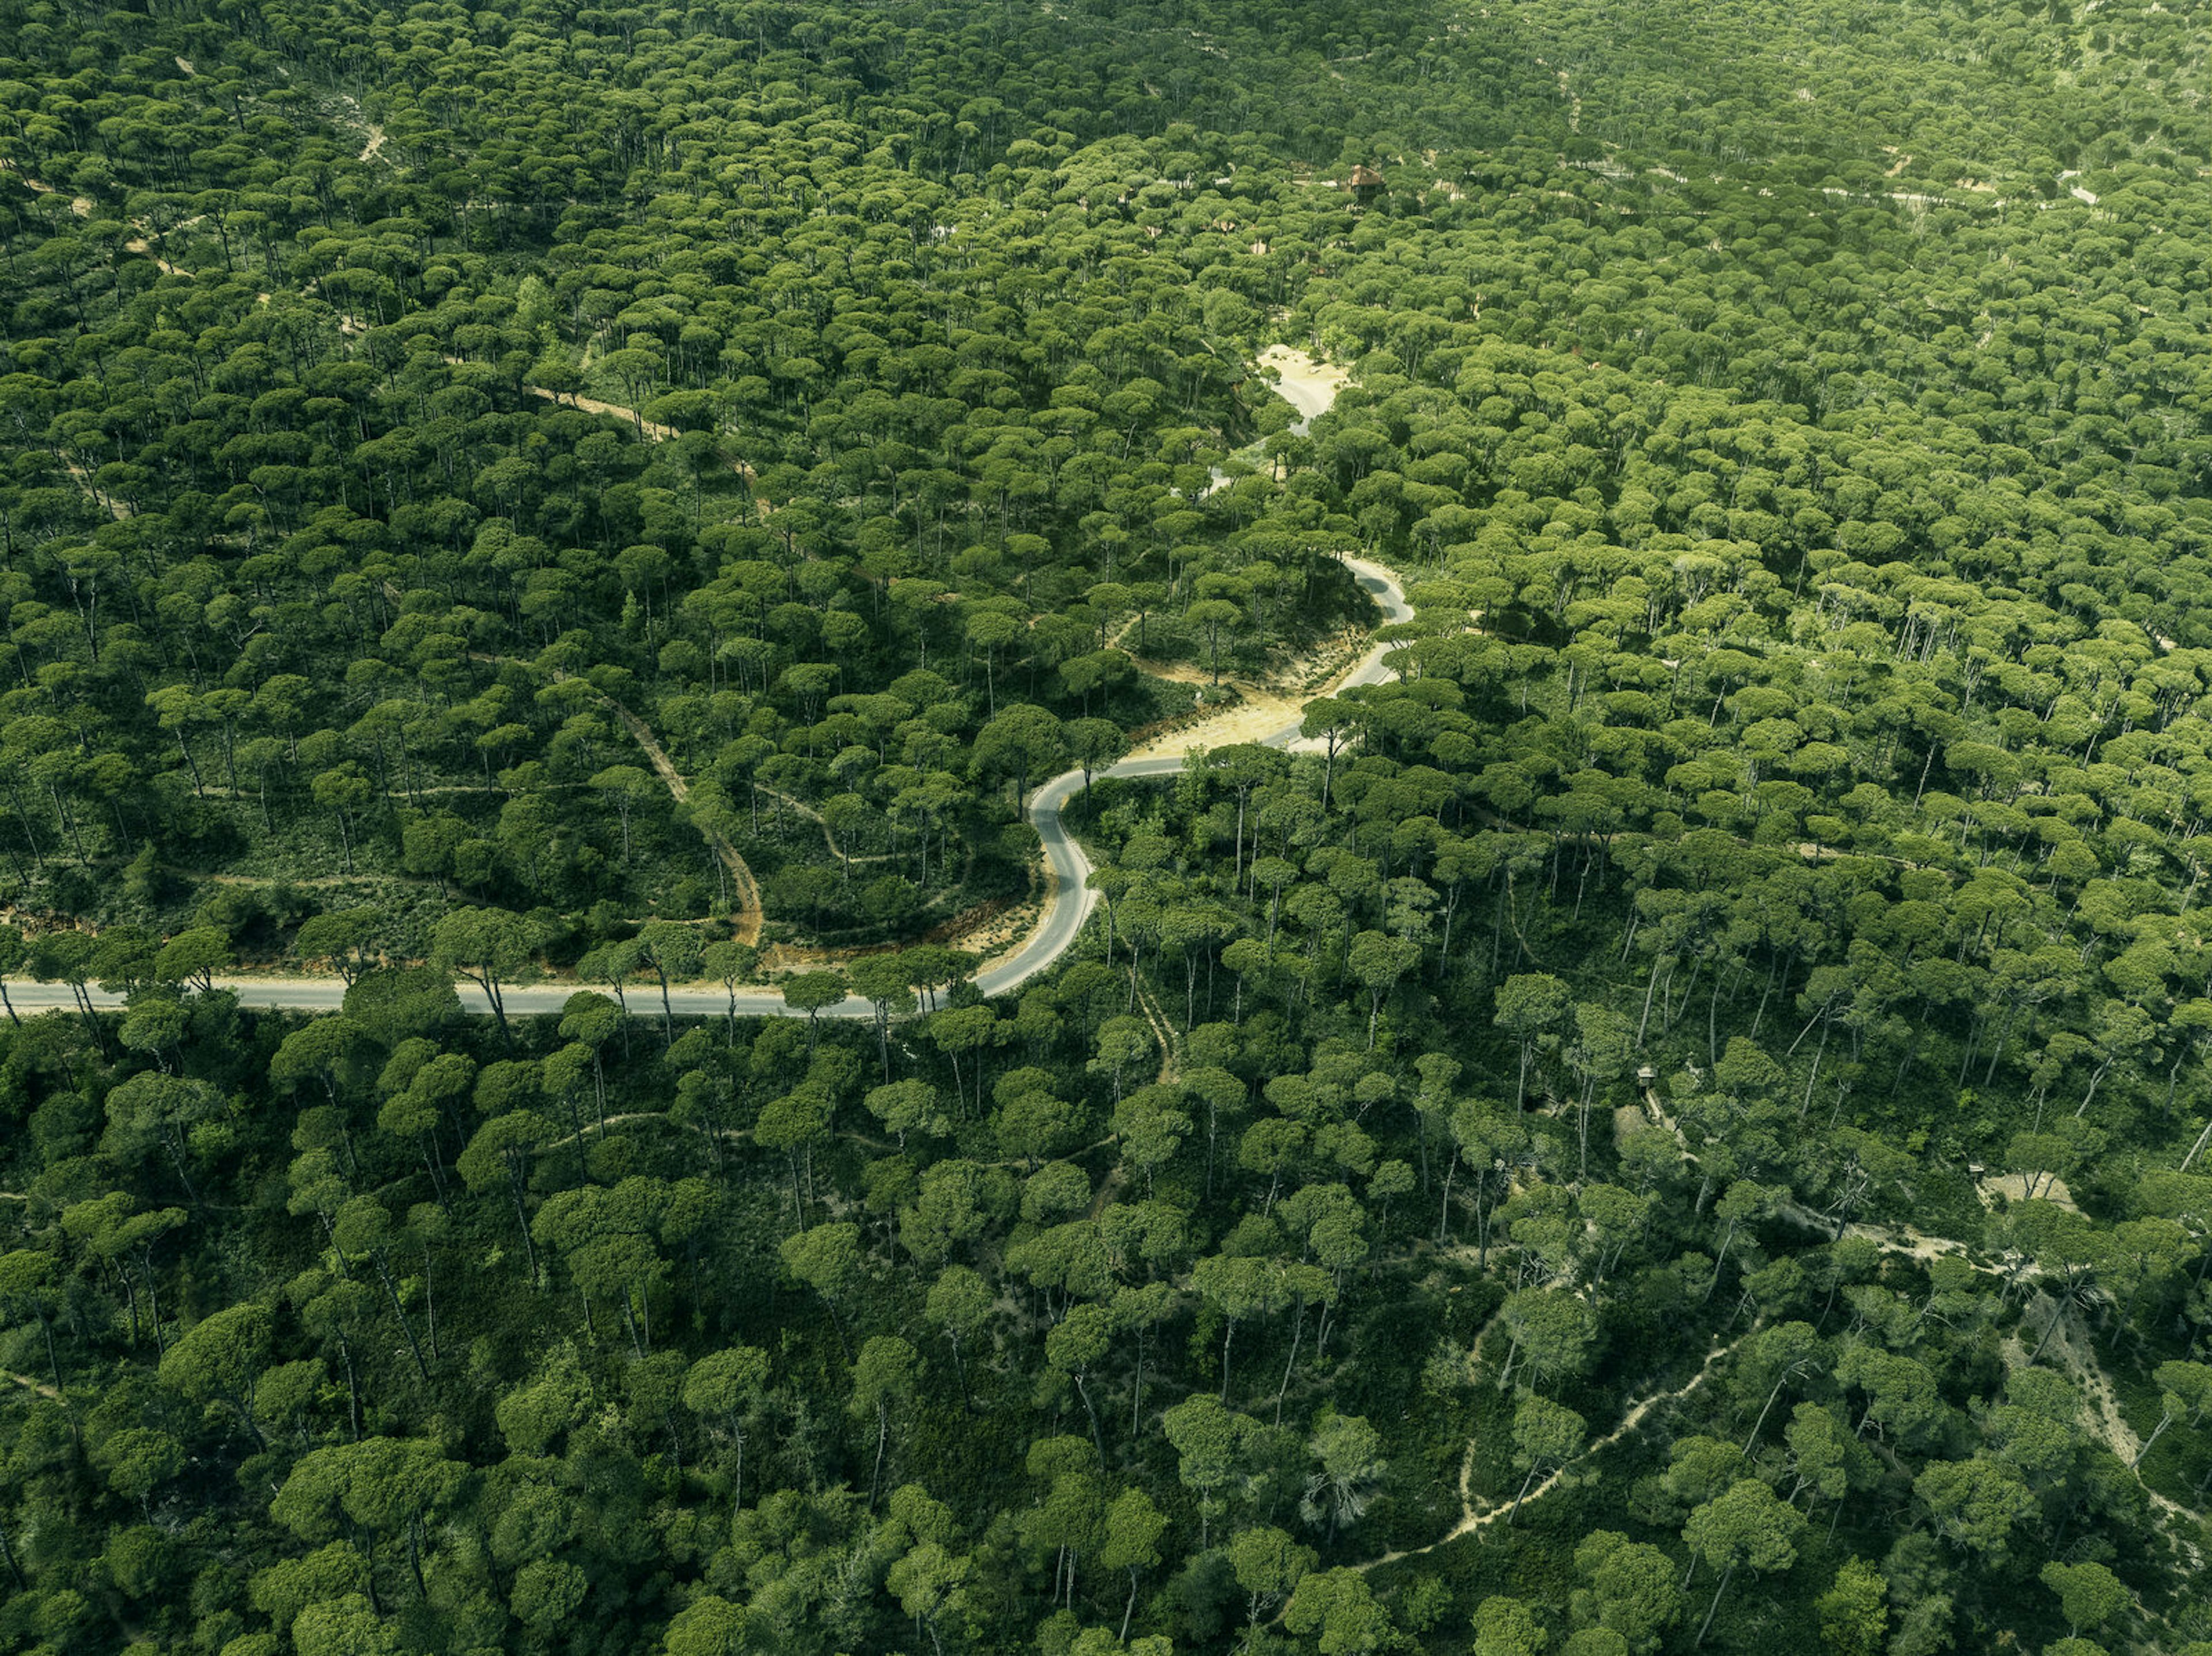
left=947, top=1332, right=974, bottom=1414
left=1695, top=1564, right=1737, bottom=1647
left=1274, top=1295, right=1306, bottom=1425
left=1509, top=1460, right=1546, bottom=1524
left=1636, top=952, right=1666, bottom=1048
left=2180, top=1112, right=2212, bottom=1173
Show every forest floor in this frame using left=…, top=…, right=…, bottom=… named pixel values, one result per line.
left=1349, top=1191, right=2203, bottom=1574
left=1976, top=1172, right=2078, bottom=1212
left=1121, top=621, right=1377, bottom=760
left=748, top=785, right=901, bottom=869
left=1781, top=1195, right=2200, bottom=1526
left=592, top=689, right=764, bottom=948
left=0, top=156, right=94, bottom=217
left=450, top=632, right=766, bottom=947
left=1, top=1369, right=58, bottom=1401
left=766, top=888, right=1040, bottom=974
left=2012, top=1296, right=2202, bottom=1545
left=1355, top=1086, right=2202, bottom=1569
left=1357, top=1324, right=1747, bottom=1570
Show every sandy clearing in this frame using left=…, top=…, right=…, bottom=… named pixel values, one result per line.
left=122, top=235, right=186, bottom=278
left=1116, top=348, right=1385, bottom=764
left=1121, top=616, right=1378, bottom=763
left=1976, top=1172, right=2078, bottom=1212
left=1124, top=689, right=1310, bottom=761
left=1258, top=344, right=1350, bottom=433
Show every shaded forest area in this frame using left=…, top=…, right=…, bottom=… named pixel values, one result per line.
left=3, top=0, right=2212, bottom=1653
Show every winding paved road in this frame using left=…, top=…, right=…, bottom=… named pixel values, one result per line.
left=0, top=558, right=1409, bottom=1026
left=1, top=363, right=1402, bottom=1028
left=0, top=561, right=1407, bottom=1021
left=980, top=554, right=1411, bottom=1006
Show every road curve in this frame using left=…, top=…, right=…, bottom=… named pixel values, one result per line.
left=0, top=559, right=1410, bottom=1026
left=973, top=554, right=1412, bottom=1003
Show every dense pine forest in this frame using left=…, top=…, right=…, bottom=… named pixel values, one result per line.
left=3, top=0, right=2212, bottom=1651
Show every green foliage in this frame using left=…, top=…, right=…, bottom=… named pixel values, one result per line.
left=3, top=0, right=2212, bottom=1652
left=1815, top=1558, right=1889, bottom=1656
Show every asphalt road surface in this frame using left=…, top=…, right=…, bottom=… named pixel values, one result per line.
left=0, top=560, right=1410, bottom=1026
